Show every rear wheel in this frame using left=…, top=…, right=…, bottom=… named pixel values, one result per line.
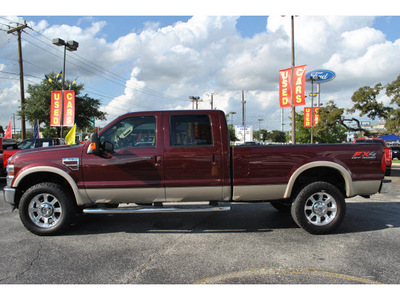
left=291, top=182, right=346, bottom=234
left=19, top=182, right=76, bottom=236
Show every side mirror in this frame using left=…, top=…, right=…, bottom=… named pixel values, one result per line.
left=87, top=132, right=100, bottom=155
left=102, top=141, right=114, bottom=154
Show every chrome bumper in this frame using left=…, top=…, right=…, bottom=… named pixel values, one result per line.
left=3, top=187, right=16, bottom=205
left=379, top=179, right=391, bottom=194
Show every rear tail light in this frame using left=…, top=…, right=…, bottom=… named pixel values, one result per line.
left=381, top=153, right=387, bottom=172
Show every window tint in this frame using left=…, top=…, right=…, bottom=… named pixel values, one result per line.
left=100, top=116, right=156, bottom=150
left=170, top=115, right=212, bottom=146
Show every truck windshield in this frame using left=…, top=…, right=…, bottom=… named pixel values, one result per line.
left=18, top=139, right=36, bottom=150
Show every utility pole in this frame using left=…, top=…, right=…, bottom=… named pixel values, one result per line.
left=208, top=92, right=217, bottom=109
left=257, top=118, right=263, bottom=131
left=7, top=21, right=28, bottom=140
left=290, top=15, right=296, bottom=144
left=189, top=96, right=202, bottom=109
left=241, top=90, right=246, bottom=143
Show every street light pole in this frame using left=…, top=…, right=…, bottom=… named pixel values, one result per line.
left=291, top=15, right=296, bottom=144
left=52, top=38, right=78, bottom=137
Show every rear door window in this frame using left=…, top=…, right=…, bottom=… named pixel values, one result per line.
left=170, top=114, right=213, bottom=147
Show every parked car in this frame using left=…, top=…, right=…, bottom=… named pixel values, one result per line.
left=353, top=138, right=392, bottom=176
left=2, top=138, right=67, bottom=169
left=0, top=137, right=18, bottom=176
left=391, top=146, right=400, bottom=160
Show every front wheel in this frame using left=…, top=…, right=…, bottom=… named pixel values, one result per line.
left=19, top=182, right=76, bottom=236
left=291, top=182, right=346, bottom=234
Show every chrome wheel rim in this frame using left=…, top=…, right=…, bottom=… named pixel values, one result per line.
left=28, top=193, right=63, bottom=228
left=304, top=192, right=337, bottom=226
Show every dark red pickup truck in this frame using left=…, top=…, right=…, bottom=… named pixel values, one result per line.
left=3, top=110, right=391, bottom=235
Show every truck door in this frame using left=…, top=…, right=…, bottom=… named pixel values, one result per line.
left=163, top=112, right=224, bottom=202
left=82, top=112, right=164, bottom=204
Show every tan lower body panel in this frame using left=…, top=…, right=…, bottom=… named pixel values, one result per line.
left=232, top=184, right=287, bottom=201
left=85, top=186, right=228, bottom=204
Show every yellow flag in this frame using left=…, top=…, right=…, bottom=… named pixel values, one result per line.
left=65, top=124, right=76, bottom=145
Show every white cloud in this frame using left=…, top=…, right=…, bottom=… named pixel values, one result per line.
left=2, top=15, right=400, bottom=133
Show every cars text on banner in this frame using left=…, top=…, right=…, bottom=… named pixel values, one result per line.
left=279, top=65, right=307, bottom=108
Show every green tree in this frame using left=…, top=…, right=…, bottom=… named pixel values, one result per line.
left=228, top=124, right=238, bottom=142
left=293, top=111, right=312, bottom=143
left=348, top=83, right=389, bottom=120
left=253, top=129, right=268, bottom=142
left=19, top=73, right=107, bottom=137
left=349, top=74, right=400, bottom=135
left=293, top=101, right=347, bottom=144
left=385, top=74, right=400, bottom=135
left=267, top=130, right=287, bottom=143
left=313, top=101, right=347, bottom=143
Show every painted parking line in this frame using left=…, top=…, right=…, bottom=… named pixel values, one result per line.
left=194, top=267, right=382, bottom=284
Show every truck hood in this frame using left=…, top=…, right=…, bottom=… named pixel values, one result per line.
left=12, top=144, right=84, bottom=162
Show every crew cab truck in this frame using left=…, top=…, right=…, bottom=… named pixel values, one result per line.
left=3, top=110, right=391, bottom=236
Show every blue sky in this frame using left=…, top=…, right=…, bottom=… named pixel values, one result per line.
left=373, top=16, right=400, bottom=42
left=20, top=15, right=400, bottom=41
left=1, top=12, right=400, bottom=132
left=22, top=16, right=270, bottom=40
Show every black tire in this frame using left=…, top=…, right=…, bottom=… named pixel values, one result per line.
left=290, top=182, right=346, bottom=234
left=19, top=182, right=76, bottom=236
left=270, top=200, right=292, bottom=212
left=385, top=166, right=391, bottom=176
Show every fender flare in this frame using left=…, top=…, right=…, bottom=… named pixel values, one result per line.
left=13, top=166, right=91, bottom=206
left=283, top=161, right=353, bottom=198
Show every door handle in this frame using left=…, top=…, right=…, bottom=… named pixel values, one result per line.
left=212, top=154, right=221, bottom=166
left=154, top=155, right=162, bottom=167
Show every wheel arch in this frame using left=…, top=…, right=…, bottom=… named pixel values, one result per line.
left=284, top=161, right=352, bottom=199
left=13, top=166, right=90, bottom=207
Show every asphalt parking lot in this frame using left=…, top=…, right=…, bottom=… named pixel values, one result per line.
left=1, top=166, right=400, bottom=285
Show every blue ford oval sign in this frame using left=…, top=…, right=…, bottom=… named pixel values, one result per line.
left=306, top=69, right=336, bottom=83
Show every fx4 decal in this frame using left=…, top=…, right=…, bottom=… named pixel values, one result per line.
left=352, top=151, right=377, bottom=160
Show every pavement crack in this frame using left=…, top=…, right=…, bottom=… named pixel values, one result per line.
left=118, top=215, right=210, bottom=284
left=15, top=241, right=42, bottom=281
left=0, top=241, right=42, bottom=283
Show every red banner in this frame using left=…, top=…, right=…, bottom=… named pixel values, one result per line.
left=50, top=91, right=62, bottom=126
left=293, top=65, right=307, bottom=106
left=279, top=65, right=306, bottom=108
left=279, top=68, right=291, bottom=108
left=304, top=107, right=320, bottom=127
left=63, top=90, right=75, bottom=126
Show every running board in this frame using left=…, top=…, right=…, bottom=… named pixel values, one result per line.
left=83, top=204, right=231, bottom=215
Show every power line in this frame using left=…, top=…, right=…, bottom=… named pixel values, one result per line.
left=3, top=17, right=191, bottom=115
left=24, top=26, right=188, bottom=103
